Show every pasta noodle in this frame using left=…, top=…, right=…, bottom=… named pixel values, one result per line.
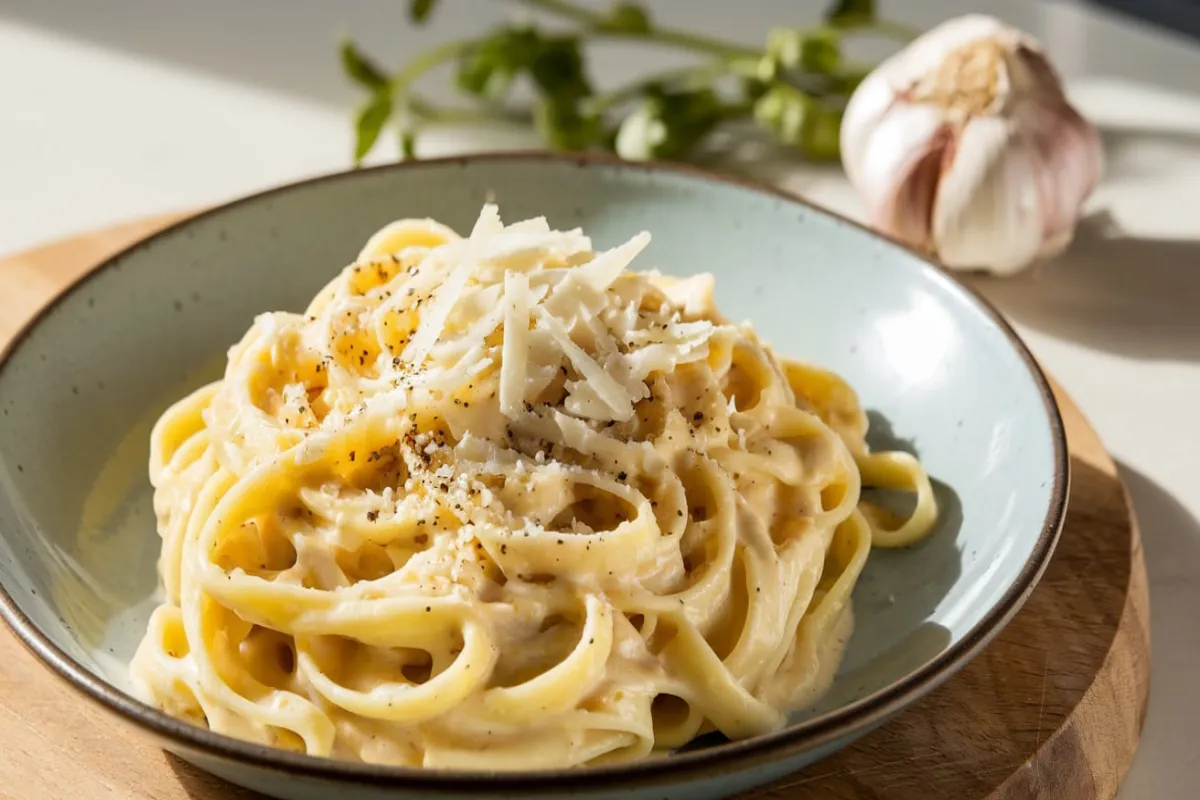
left=130, top=205, right=938, bottom=769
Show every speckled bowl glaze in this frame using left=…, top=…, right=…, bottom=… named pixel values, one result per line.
left=0, top=153, right=1066, bottom=800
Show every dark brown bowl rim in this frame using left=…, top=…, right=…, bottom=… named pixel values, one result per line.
left=0, top=150, right=1069, bottom=793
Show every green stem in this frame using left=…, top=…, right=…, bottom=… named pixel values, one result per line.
left=717, top=100, right=754, bottom=119
left=409, top=96, right=532, bottom=125
left=370, top=5, right=919, bottom=161
left=510, top=0, right=757, bottom=58
left=587, top=62, right=730, bottom=113
left=633, top=27, right=757, bottom=59
left=392, top=37, right=475, bottom=89
left=389, top=28, right=754, bottom=121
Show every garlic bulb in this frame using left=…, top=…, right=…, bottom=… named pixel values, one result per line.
left=840, top=15, right=1103, bottom=276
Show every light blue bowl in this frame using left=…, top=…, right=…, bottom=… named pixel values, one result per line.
left=0, top=153, right=1066, bottom=799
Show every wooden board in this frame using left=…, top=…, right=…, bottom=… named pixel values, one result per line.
left=0, top=218, right=1150, bottom=800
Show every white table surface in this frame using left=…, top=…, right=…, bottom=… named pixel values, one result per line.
left=0, top=0, right=1196, bottom=796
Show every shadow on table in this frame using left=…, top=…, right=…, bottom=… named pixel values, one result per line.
left=1118, top=459, right=1200, bottom=600
left=965, top=209, right=1200, bottom=363
left=706, top=121, right=1200, bottom=365
left=1101, top=123, right=1200, bottom=180
left=166, top=752, right=266, bottom=800
left=962, top=120, right=1200, bottom=363
left=1112, top=461, right=1200, bottom=796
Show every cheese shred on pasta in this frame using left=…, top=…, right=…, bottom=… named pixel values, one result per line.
left=130, top=205, right=938, bottom=769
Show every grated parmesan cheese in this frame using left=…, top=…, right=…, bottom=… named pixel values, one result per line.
left=401, top=258, right=474, bottom=366
left=499, top=271, right=531, bottom=418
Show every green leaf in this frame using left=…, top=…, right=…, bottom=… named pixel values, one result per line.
left=740, top=77, right=770, bottom=101
left=801, top=29, right=841, bottom=74
left=753, top=84, right=841, bottom=159
left=530, top=36, right=591, bottom=101
left=340, top=40, right=389, bottom=90
left=764, top=28, right=803, bottom=72
left=395, top=104, right=419, bottom=160
left=353, top=91, right=393, bottom=164
left=456, top=27, right=540, bottom=100
left=534, top=97, right=603, bottom=151
left=803, top=106, right=842, bottom=160
left=615, top=87, right=723, bottom=161
left=458, top=26, right=594, bottom=120
left=825, top=0, right=874, bottom=26
left=598, top=2, right=652, bottom=34
left=762, top=27, right=840, bottom=77
left=409, top=0, right=438, bottom=23
left=753, top=84, right=814, bottom=147
left=399, top=128, right=417, bottom=160
left=614, top=102, right=665, bottom=160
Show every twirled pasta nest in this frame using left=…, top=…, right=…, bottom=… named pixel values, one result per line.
left=131, top=205, right=937, bottom=769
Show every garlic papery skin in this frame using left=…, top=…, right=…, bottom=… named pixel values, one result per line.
left=840, top=15, right=1104, bottom=276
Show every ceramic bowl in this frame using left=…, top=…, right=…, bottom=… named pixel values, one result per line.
left=0, top=153, right=1067, bottom=800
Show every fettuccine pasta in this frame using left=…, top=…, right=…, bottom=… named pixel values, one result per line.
left=130, top=205, right=937, bottom=769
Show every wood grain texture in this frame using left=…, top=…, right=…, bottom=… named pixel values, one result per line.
left=0, top=219, right=1150, bottom=800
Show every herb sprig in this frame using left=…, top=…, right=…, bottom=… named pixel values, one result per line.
left=341, top=0, right=914, bottom=164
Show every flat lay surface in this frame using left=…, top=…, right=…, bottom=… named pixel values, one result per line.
left=0, top=1, right=1196, bottom=797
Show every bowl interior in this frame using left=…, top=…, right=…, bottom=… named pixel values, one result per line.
left=0, top=156, right=1059, bottom=739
